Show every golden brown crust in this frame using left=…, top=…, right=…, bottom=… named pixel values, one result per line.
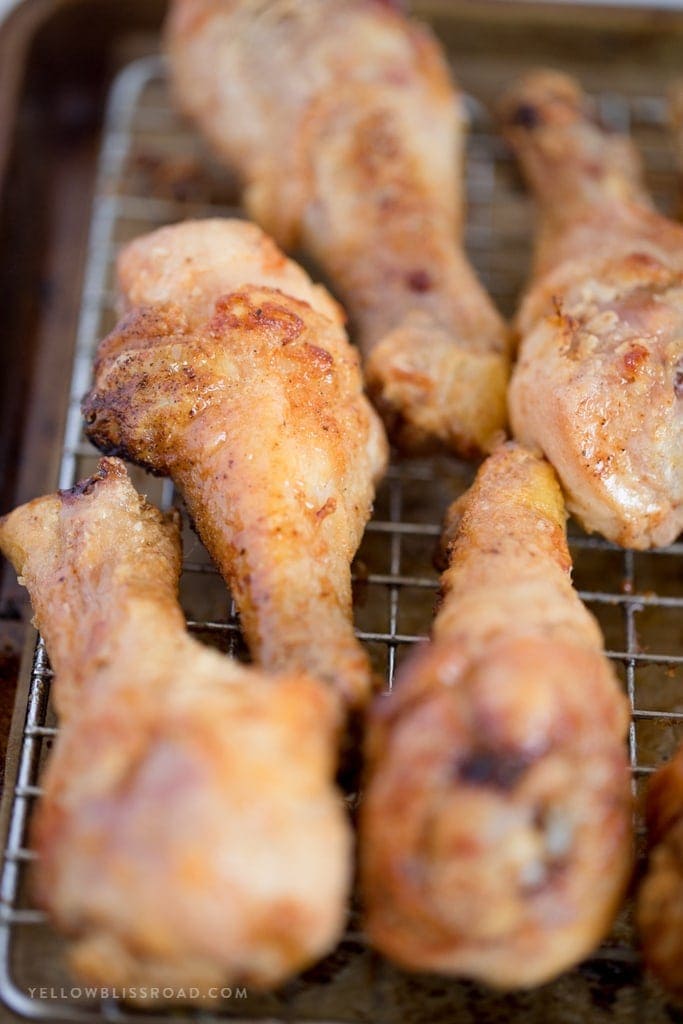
left=165, top=0, right=510, bottom=457
left=500, top=71, right=683, bottom=549
left=83, top=219, right=388, bottom=710
left=0, top=458, right=184, bottom=718
left=0, top=459, right=351, bottom=999
left=364, top=313, right=508, bottom=456
left=361, top=443, right=632, bottom=988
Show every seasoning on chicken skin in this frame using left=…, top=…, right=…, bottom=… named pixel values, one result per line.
left=83, top=219, right=388, bottom=711
left=361, top=443, right=632, bottom=988
left=0, top=458, right=351, bottom=999
left=500, top=70, right=683, bottom=549
left=164, top=0, right=510, bottom=457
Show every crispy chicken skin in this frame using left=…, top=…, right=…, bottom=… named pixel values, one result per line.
left=637, top=746, right=683, bottom=998
left=164, top=0, right=510, bottom=457
left=83, top=219, right=388, bottom=710
left=0, top=459, right=350, bottom=999
left=500, top=70, right=683, bottom=549
left=361, top=443, right=632, bottom=987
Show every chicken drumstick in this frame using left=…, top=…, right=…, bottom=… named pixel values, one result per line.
left=361, top=443, right=632, bottom=987
left=83, top=219, right=387, bottom=710
left=164, top=0, right=510, bottom=457
left=500, top=70, right=683, bottom=549
left=635, top=92, right=683, bottom=997
left=637, top=746, right=683, bottom=998
left=0, top=458, right=350, bottom=998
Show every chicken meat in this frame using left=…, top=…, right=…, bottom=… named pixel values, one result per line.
left=669, top=79, right=683, bottom=217
left=83, top=219, right=388, bottom=710
left=500, top=70, right=683, bottom=549
left=164, top=0, right=510, bottom=457
left=361, top=443, right=632, bottom=987
left=637, top=745, right=683, bottom=999
left=0, top=458, right=351, bottom=998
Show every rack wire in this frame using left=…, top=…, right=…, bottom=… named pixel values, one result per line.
left=0, top=52, right=682, bottom=1024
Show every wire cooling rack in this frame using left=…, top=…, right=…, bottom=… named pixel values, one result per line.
left=0, top=53, right=682, bottom=1024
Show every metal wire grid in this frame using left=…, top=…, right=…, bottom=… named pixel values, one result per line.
left=0, top=52, right=681, bottom=1023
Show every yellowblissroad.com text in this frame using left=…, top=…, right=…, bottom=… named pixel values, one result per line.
left=28, top=986, right=249, bottom=1002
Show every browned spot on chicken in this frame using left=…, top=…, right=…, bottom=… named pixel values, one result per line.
left=383, top=363, right=434, bottom=389
left=558, top=314, right=582, bottom=359
left=61, top=461, right=112, bottom=501
left=511, top=102, right=541, bottom=130
left=354, top=111, right=402, bottom=171
left=622, top=343, right=649, bottom=380
left=551, top=298, right=581, bottom=348
left=457, top=747, right=535, bottom=791
left=406, top=269, right=432, bottom=292
left=303, top=344, right=334, bottom=369
left=582, top=160, right=607, bottom=180
left=675, top=359, right=683, bottom=399
left=619, top=251, right=673, bottom=284
left=211, top=294, right=305, bottom=345
left=315, top=497, right=337, bottom=522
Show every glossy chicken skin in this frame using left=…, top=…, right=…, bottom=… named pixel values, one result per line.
left=361, top=444, right=631, bottom=987
left=0, top=459, right=350, bottom=998
left=500, top=70, right=683, bottom=549
left=83, top=219, right=387, bottom=710
left=638, top=746, right=683, bottom=998
left=165, top=0, right=510, bottom=457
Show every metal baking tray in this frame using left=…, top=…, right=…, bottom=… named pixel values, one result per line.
left=1, top=1, right=683, bottom=1021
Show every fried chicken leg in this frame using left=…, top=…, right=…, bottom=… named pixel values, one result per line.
left=361, top=443, right=632, bottom=987
left=0, top=458, right=350, bottom=998
left=640, top=107, right=683, bottom=990
left=83, top=219, right=387, bottom=710
left=669, top=80, right=683, bottom=210
left=637, top=747, right=683, bottom=998
left=164, top=0, right=510, bottom=457
left=500, top=70, right=683, bottom=549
